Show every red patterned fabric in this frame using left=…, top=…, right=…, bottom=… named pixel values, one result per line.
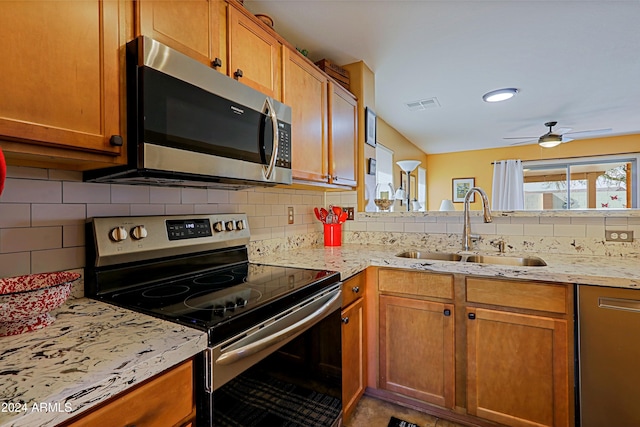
left=0, top=271, right=80, bottom=295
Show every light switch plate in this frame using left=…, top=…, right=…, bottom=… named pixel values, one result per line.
left=605, top=230, right=634, bottom=242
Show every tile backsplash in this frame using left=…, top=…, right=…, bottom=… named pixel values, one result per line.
left=0, top=166, right=335, bottom=277
left=1, top=172, right=638, bottom=278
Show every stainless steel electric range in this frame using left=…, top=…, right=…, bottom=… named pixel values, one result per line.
left=85, top=214, right=343, bottom=427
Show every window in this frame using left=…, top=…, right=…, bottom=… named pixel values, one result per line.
left=522, top=154, right=638, bottom=210
left=375, top=143, right=394, bottom=188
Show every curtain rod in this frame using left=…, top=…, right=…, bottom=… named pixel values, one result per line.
left=491, top=151, right=640, bottom=165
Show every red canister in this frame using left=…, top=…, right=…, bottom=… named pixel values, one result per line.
left=323, top=223, right=342, bottom=246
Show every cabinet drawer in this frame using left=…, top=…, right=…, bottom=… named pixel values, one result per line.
left=342, top=272, right=365, bottom=307
left=64, top=359, right=194, bottom=427
left=466, top=277, right=568, bottom=314
left=379, top=269, right=453, bottom=299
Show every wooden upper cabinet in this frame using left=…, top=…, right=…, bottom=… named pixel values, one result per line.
left=0, top=0, right=125, bottom=166
left=328, top=82, right=357, bottom=187
left=227, top=3, right=282, bottom=100
left=283, top=48, right=329, bottom=183
left=136, top=0, right=225, bottom=71
left=466, top=308, right=570, bottom=427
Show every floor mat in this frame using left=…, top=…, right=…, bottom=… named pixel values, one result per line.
left=214, top=369, right=342, bottom=427
left=388, top=416, right=421, bottom=427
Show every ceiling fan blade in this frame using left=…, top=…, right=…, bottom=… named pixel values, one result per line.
left=554, top=127, right=572, bottom=135
left=509, top=139, right=536, bottom=146
left=563, top=128, right=612, bottom=138
left=561, top=136, right=574, bottom=143
left=503, top=136, right=538, bottom=140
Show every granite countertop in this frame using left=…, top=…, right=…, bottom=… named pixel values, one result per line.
left=0, top=298, right=208, bottom=427
left=253, top=244, right=640, bottom=289
left=2, top=243, right=638, bottom=426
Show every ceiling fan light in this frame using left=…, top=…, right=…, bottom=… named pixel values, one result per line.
left=538, top=134, right=562, bottom=148
left=482, top=88, right=519, bottom=103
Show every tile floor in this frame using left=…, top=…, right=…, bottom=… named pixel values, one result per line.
left=346, top=395, right=468, bottom=427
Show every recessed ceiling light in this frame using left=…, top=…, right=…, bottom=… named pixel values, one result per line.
left=482, top=88, right=519, bottom=103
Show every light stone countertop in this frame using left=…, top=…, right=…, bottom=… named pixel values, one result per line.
left=0, top=298, right=208, bottom=427
left=2, top=243, right=638, bottom=427
left=253, top=244, right=640, bottom=289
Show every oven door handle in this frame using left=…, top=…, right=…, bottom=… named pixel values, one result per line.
left=215, top=289, right=341, bottom=366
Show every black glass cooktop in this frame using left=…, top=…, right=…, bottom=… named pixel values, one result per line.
left=99, top=262, right=339, bottom=344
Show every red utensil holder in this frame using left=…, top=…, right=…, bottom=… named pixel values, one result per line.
left=323, top=223, right=342, bottom=247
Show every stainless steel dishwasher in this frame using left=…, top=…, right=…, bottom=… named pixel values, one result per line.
left=578, top=285, right=640, bottom=427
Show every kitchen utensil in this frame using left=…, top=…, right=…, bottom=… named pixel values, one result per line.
left=338, top=212, right=348, bottom=223
left=320, top=208, right=329, bottom=223
left=314, top=207, right=322, bottom=222
left=331, top=205, right=342, bottom=216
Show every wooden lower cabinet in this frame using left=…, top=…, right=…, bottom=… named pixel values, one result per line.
left=466, top=307, right=570, bottom=427
left=61, top=359, right=195, bottom=427
left=342, top=297, right=365, bottom=421
left=379, top=295, right=455, bottom=408
left=341, top=272, right=367, bottom=422
left=372, top=269, right=574, bottom=427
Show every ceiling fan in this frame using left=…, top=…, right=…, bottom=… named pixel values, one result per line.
left=505, top=121, right=612, bottom=148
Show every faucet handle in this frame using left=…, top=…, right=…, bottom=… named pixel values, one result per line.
left=491, top=239, right=506, bottom=253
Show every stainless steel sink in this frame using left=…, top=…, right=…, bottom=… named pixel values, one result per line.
left=395, top=251, right=463, bottom=261
left=465, top=254, right=547, bottom=267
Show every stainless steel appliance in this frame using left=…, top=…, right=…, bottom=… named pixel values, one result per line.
left=578, top=285, right=640, bottom=426
left=85, top=214, right=343, bottom=427
left=84, top=36, right=292, bottom=189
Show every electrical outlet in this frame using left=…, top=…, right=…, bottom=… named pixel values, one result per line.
left=287, top=207, right=294, bottom=224
left=605, top=230, right=634, bottom=242
left=343, top=207, right=355, bottom=220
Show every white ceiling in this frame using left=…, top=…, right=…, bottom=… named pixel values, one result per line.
left=244, top=0, right=640, bottom=154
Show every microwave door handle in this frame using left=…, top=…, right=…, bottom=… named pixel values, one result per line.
left=262, top=97, right=279, bottom=180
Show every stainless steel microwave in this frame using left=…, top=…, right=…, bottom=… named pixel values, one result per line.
left=84, top=36, right=292, bottom=189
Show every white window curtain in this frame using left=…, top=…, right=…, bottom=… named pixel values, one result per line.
left=492, top=159, right=524, bottom=210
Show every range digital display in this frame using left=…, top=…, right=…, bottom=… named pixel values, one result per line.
left=166, top=219, right=212, bottom=240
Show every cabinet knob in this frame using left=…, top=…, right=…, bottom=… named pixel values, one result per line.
left=341, top=317, right=349, bottom=324
left=212, top=57, right=222, bottom=68
left=109, top=135, right=123, bottom=147
left=444, top=309, right=451, bottom=317
left=352, top=286, right=360, bottom=294
left=468, top=313, right=476, bottom=320
left=234, top=69, right=243, bottom=79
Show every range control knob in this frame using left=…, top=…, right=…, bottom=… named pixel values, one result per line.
left=213, top=221, right=224, bottom=232
left=130, top=225, right=148, bottom=240
left=236, top=220, right=246, bottom=230
left=109, top=226, right=128, bottom=242
left=225, top=221, right=235, bottom=231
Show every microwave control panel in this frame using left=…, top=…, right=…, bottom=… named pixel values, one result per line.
left=276, top=121, right=291, bottom=168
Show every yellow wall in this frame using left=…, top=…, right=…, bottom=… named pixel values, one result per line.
left=426, top=134, right=640, bottom=210
left=377, top=118, right=428, bottom=198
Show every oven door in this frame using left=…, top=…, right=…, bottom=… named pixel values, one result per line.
left=197, top=284, right=343, bottom=427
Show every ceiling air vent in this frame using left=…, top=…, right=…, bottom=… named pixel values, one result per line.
left=404, top=97, right=440, bottom=111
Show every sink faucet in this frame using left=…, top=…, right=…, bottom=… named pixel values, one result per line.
left=462, top=187, right=492, bottom=251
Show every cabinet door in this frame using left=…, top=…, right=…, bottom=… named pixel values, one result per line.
left=328, top=82, right=357, bottom=187
left=379, top=295, right=455, bottom=408
left=0, top=0, right=122, bottom=158
left=342, top=297, right=365, bottom=422
left=466, top=308, right=569, bottom=427
left=136, top=0, right=223, bottom=70
left=283, top=48, right=329, bottom=183
left=227, top=4, right=281, bottom=99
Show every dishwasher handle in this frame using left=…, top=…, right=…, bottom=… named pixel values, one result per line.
left=599, top=297, right=640, bottom=313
